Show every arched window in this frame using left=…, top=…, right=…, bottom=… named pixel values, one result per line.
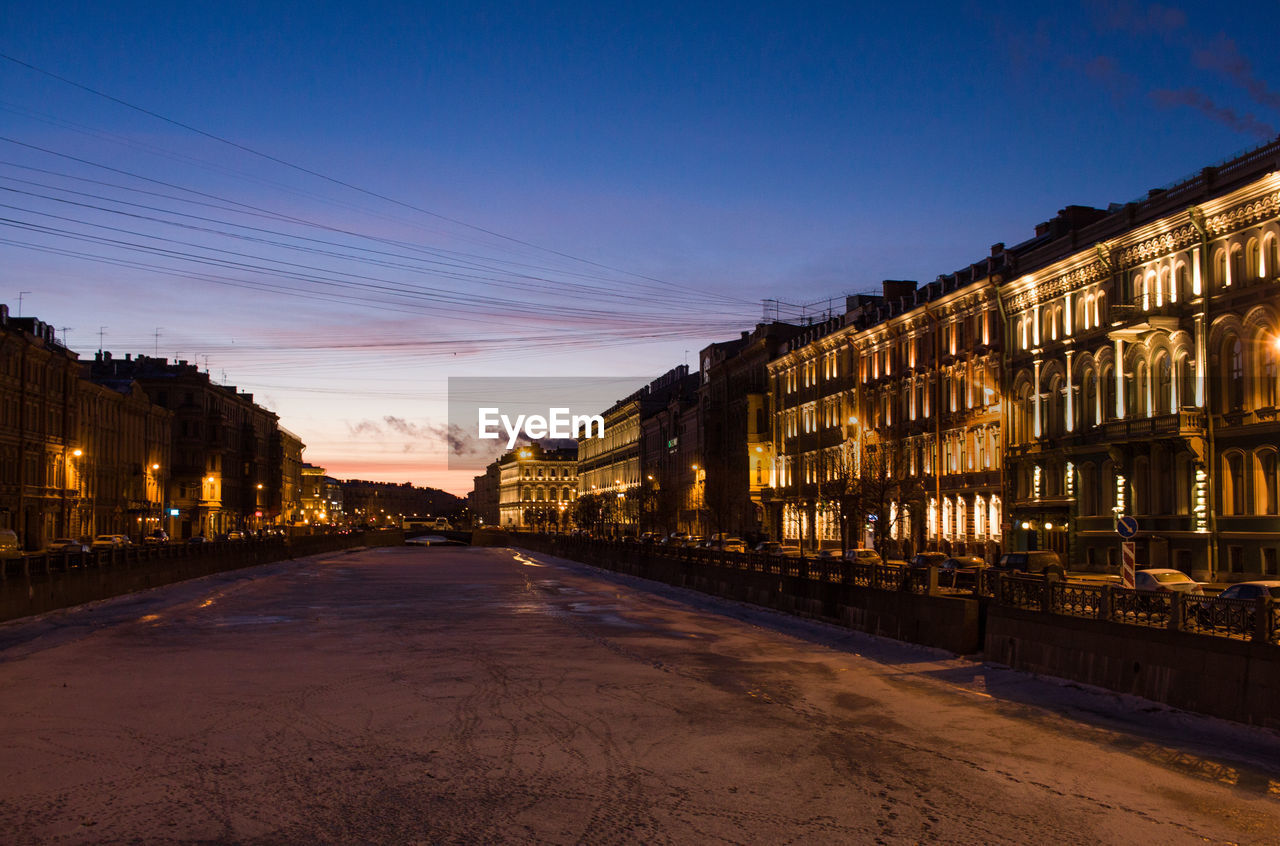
left=1225, top=336, right=1245, bottom=411
left=1263, top=337, right=1280, bottom=408
left=956, top=498, right=967, bottom=539
left=1136, top=273, right=1149, bottom=310
left=1154, top=353, right=1173, bottom=415
left=1021, top=382, right=1036, bottom=443
left=1248, top=239, right=1261, bottom=281
left=1224, top=452, right=1247, bottom=515
left=1215, top=250, right=1228, bottom=288
left=1231, top=245, right=1244, bottom=287
left=1095, top=292, right=1105, bottom=326
left=1176, top=352, right=1195, bottom=409
left=1257, top=450, right=1278, bottom=516
left=1082, top=369, right=1098, bottom=427
left=1133, top=361, right=1149, bottom=418
left=1268, top=236, right=1278, bottom=281
left=1176, top=264, right=1190, bottom=301
left=1046, top=374, right=1065, bottom=437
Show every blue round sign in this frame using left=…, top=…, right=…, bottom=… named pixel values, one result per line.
left=1117, top=515, right=1139, bottom=539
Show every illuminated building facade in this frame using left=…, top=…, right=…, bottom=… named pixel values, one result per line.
left=1002, top=139, right=1280, bottom=579
left=89, top=353, right=280, bottom=539
left=0, top=310, right=82, bottom=549
left=698, top=323, right=803, bottom=540
left=498, top=442, right=577, bottom=530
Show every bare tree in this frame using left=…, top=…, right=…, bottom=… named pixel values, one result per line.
left=826, top=440, right=924, bottom=557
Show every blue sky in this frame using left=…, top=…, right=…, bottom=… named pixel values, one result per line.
left=4, top=1, right=1280, bottom=492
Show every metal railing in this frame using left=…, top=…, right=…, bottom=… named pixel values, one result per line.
left=515, top=535, right=1279, bottom=645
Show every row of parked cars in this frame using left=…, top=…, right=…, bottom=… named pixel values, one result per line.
left=0, top=529, right=270, bottom=558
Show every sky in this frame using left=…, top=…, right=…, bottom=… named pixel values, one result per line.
left=4, top=0, right=1280, bottom=495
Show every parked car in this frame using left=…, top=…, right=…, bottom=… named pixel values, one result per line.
left=90, top=535, right=126, bottom=550
left=909, top=552, right=949, bottom=570
left=659, top=532, right=688, bottom=547
left=709, top=537, right=747, bottom=553
left=941, top=556, right=989, bottom=587
left=1134, top=568, right=1203, bottom=595
left=1214, top=581, right=1280, bottom=600
left=0, top=529, right=22, bottom=560
left=187, top=535, right=209, bottom=545
left=812, top=549, right=843, bottom=560
left=143, top=530, right=169, bottom=544
left=47, top=538, right=90, bottom=554
left=843, top=549, right=883, bottom=566
left=754, top=541, right=783, bottom=555
left=1193, top=580, right=1280, bottom=631
left=993, top=550, right=1066, bottom=579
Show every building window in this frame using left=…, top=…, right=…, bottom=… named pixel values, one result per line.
left=1259, top=451, right=1279, bottom=516
left=1224, top=452, right=1247, bottom=515
left=1226, top=336, right=1245, bottom=411
left=1263, top=339, right=1280, bottom=409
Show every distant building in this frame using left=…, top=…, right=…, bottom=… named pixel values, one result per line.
left=300, top=463, right=337, bottom=523
left=75, top=377, right=171, bottom=543
left=0, top=309, right=84, bottom=549
left=276, top=427, right=305, bottom=524
left=498, top=442, right=577, bottom=530
left=639, top=373, right=701, bottom=535
left=342, top=479, right=462, bottom=526
left=87, top=353, right=279, bottom=539
left=469, top=462, right=500, bottom=527
left=697, top=323, right=802, bottom=541
left=579, top=366, right=694, bottom=535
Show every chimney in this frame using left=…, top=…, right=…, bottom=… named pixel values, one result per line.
left=881, top=279, right=917, bottom=301
left=990, top=242, right=1004, bottom=256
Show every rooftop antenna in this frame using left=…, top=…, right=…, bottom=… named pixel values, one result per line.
left=153, top=328, right=161, bottom=357
left=59, top=327, right=72, bottom=347
left=98, top=326, right=107, bottom=352
left=17, top=291, right=30, bottom=317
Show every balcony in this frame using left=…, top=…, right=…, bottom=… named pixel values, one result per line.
left=1102, top=410, right=1205, bottom=443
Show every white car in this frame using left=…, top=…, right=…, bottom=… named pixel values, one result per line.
left=91, top=535, right=127, bottom=550
left=1134, top=568, right=1204, bottom=595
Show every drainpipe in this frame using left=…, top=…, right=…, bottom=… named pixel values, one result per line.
left=1189, top=206, right=1219, bottom=580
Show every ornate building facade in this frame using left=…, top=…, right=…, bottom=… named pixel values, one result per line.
left=1002, top=141, right=1280, bottom=580
left=498, top=442, right=577, bottom=530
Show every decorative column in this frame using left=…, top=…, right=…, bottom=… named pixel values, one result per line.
left=1033, top=358, right=1043, bottom=438
left=1115, top=337, right=1126, bottom=419
left=1065, top=350, right=1075, bottom=432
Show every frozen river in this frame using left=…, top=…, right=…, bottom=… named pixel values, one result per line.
left=0, top=544, right=1278, bottom=844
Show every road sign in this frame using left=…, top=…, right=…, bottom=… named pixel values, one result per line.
left=1122, top=541, right=1136, bottom=588
left=1116, top=515, right=1139, bottom=539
